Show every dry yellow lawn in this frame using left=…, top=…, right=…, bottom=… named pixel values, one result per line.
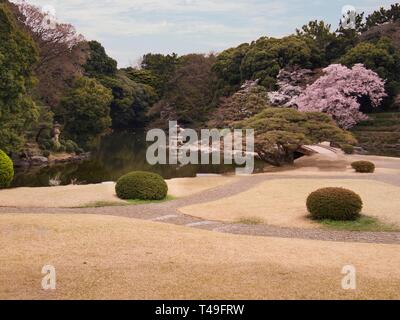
left=0, top=183, right=125, bottom=208
left=273, top=153, right=400, bottom=176
left=0, top=177, right=236, bottom=208
left=179, top=179, right=400, bottom=228
left=166, top=176, right=237, bottom=198
left=0, top=214, right=399, bottom=300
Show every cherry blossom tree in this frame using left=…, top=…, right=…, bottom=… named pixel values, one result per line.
left=268, top=68, right=316, bottom=108
left=296, top=64, right=386, bottom=129
left=15, top=0, right=84, bottom=70
left=12, top=0, right=87, bottom=107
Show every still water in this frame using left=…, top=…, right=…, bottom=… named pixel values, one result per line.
left=12, top=132, right=266, bottom=187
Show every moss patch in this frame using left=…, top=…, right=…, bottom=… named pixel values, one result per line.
left=126, top=195, right=176, bottom=205
left=79, top=195, right=177, bottom=208
left=317, top=215, right=399, bottom=232
left=236, top=217, right=265, bottom=225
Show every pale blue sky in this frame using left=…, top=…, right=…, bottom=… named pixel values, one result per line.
left=15, top=0, right=396, bottom=67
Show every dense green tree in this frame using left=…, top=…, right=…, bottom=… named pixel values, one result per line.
left=140, top=53, right=179, bottom=97
left=340, top=37, right=400, bottom=108
left=327, top=11, right=366, bottom=62
left=364, top=3, right=400, bottom=30
left=84, top=40, right=117, bottom=77
left=100, top=72, right=157, bottom=129
left=239, top=36, right=323, bottom=90
left=83, top=41, right=157, bottom=129
left=341, top=38, right=400, bottom=80
left=122, top=67, right=159, bottom=94
left=61, top=77, right=113, bottom=149
left=0, top=2, right=39, bottom=154
left=235, top=108, right=356, bottom=166
left=296, top=20, right=338, bottom=63
left=212, top=83, right=270, bottom=128
left=212, top=43, right=250, bottom=95
left=148, top=54, right=218, bottom=128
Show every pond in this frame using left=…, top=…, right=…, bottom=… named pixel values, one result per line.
left=12, top=132, right=267, bottom=187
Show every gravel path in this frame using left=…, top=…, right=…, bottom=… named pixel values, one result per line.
left=1, top=172, right=400, bottom=245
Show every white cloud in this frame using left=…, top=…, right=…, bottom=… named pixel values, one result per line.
left=15, top=0, right=288, bottom=38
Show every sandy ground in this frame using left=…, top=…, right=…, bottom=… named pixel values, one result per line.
left=0, top=183, right=125, bottom=208
left=0, top=214, right=399, bottom=300
left=179, top=179, right=400, bottom=229
left=166, top=176, right=237, bottom=198
left=275, top=153, right=400, bottom=175
left=0, top=177, right=237, bottom=208
left=0, top=153, right=398, bottom=210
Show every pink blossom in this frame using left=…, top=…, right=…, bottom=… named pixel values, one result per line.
left=296, top=64, right=387, bottom=129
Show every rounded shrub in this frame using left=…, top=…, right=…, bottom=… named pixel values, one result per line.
left=0, top=150, right=14, bottom=188
left=351, top=161, right=375, bottom=173
left=116, top=171, right=168, bottom=200
left=307, top=187, right=363, bottom=221
left=341, top=144, right=354, bottom=155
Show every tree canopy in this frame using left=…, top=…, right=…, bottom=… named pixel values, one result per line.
left=84, top=40, right=117, bottom=78
left=235, top=108, right=356, bottom=166
left=0, top=2, right=39, bottom=153
left=139, top=53, right=179, bottom=97
left=13, top=0, right=87, bottom=109
left=83, top=41, right=157, bottom=130
left=102, top=72, right=157, bottom=129
left=241, top=36, right=323, bottom=90
left=1, top=0, right=399, bottom=161
left=212, top=83, right=270, bottom=128
left=61, top=77, right=113, bottom=149
left=296, top=64, right=387, bottom=129
left=340, top=38, right=400, bottom=107
left=364, top=3, right=400, bottom=30
left=148, top=54, right=218, bottom=128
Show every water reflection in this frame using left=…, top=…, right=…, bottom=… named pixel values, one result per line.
left=13, top=132, right=266, bottom=187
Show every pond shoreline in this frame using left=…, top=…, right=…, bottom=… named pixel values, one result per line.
left=13, top=152, right=91, bottom=169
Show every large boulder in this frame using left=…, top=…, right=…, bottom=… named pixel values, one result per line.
left=30, top=156, right=49, bottom=166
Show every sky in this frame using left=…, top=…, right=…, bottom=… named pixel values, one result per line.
left=13, top=0, right=396, bottom=67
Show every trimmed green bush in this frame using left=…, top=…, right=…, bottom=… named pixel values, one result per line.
left=0, top=150, right=14, bottom=188
left=341, top=144, right=354, bottom=155
left=116, top=171, right=168, bottom=200
left=351, top=161, right=375, bottom=173
left=307, top=187, right=363, bottom=221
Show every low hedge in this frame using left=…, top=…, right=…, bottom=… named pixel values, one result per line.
left=115, top=171, right=168, bottom=200
left=307, top=187, right=363, bottom=221
left=0, top=150, right=14, bottom=188
left=351, top=161, right=375, bottom=173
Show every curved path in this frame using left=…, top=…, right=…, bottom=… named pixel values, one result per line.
left=1, top=172, right=400, bottom=245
